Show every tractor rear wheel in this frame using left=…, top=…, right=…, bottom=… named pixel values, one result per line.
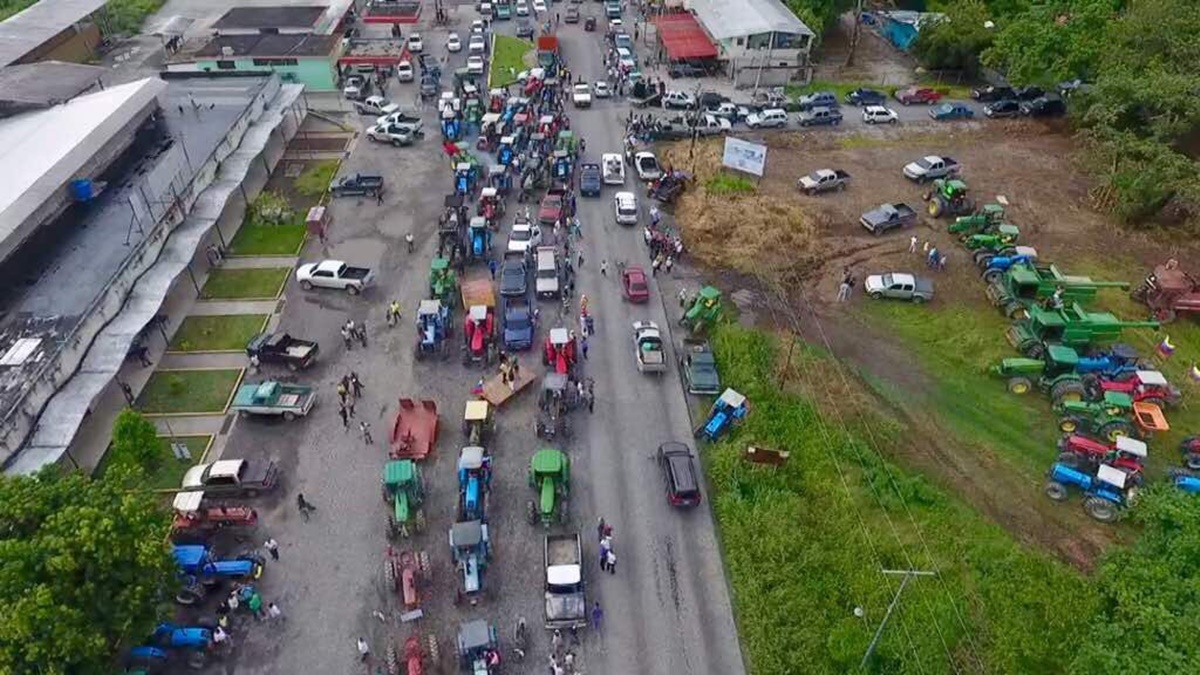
left=1003, top=301, right=1025, bottom=319
left=1006, top=377, right=1033, bottom=395
left=982, top=269, right=1004, bottom=284
left=1050, top=380, right=1087, bottom=405
left=1185, top=453, right=1200, bottom=471
left=1100, top=420, right=1134, bottom=441
left=928, top=198, right=944, bottom=218
left=1044, top=481, right=1069, bottom=501
left=1142, top=396, right=1167, bottom=410
left=973, top=251, right=993, bottom=267
left=1084, top=497, right=1120, bottom=523
left=1024, top=341, right=1046, bottom=359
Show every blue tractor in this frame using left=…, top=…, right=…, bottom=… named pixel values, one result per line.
left=449, top=520, right=490, bottom=605
left=127, top=623, right=214, bottom=670
left=979, top=246, right=1038, bottom=284
left=1076, top=343, right=1146, bottom=380
left=498, top=136, right=515, bottom=166
left=457, top=445, right=492, bottom=521
left=1171, top=468, right=1200, bottom=494
left=552, top=150, right=572, bottom=183
left=441, top=109, right=463, bottom=141
left=696, top=388, right=748, bottom=442
left=455, top=162, right=478, bottom=195
left=467, top=216, right=491, bottom=260
left=1044, top=462, right=1134, bottom=522
left=415, top=299, right=451, bottom=360
left=173, top=544, right=264, bottom=605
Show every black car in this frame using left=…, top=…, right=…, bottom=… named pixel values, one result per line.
left=1014, top=85, right=1046, bottom=101
left=516, top=21, right=535, bottom=39
left=669, top=62, right=707, bottom=79
left=971, top=85, right=1015, bottom=102
left=1020, top=95, right=1067, bottom=118
left=657, top=442, right=701, bottom=507
left=983, top=99, right=1021, bottom=119
left=697, top=91, right=728, bottom=110
left=499, top=257, right=528, bottom=297
left=844, top=87, right=886, bottom=106
left=579, top=163, right=601, bottom=197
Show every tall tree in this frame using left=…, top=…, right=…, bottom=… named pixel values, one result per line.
left=982, top=0, right=1119, bottom=85
left=110, top=408, right=162, bottom=473
left=912, top=0, right=995, bottom=74
left=0, top=468, right=174, bottom=673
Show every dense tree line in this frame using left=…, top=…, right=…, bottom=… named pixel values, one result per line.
left=914, top=0, right=1200, bottom=225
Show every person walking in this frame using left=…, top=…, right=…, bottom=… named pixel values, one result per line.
left=597, top=517, right=607, bottom=541
left=340, top=324, right=353, bottom=350
left=600, top=259, right=608, bottom=276
left=599, top=538, right=610, bottom=570
left=837, top=279, right=852, bottom=302
left=356, top=320, right=368, bottom=347
left=577, top=246, right=584, bottom=268
left=337, top=380, right=348, bottom=404
left=551, top=629, right=564, bottom=657
left=590, top=601, right=603, bottom=630
left=346, top=396, right=356, bottom=418
left=606, top=549, right=617, bottom=574
left=360, top=420, right=374, bottom=444
left=264, top=538, right=279, bottom=561
left=337, top=404, right=349, bottom=428
left=267, top=602, right=283, bottom=622
left=405, top=232, right=415, bottom=253
left=664, top=256, right=674, bottom=274
left=357, top=637, right=371, bottom=662
left=581, top=336, right=589, bottom=360
left=350, top=372, right=364, bottom=398
left=909, top=235, right=918, bottom=254
left=488, top=257, right=497, bottom=280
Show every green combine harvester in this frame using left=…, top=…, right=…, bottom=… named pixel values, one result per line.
left=986, top=262, right=1130, bottom=318
left=1006, top=303, right=1158, bottom=358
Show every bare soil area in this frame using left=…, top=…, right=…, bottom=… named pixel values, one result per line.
left=663, top=121, right=1199, bottom=569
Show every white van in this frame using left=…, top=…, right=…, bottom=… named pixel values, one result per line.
left=396, top=60, right=414, bottom=82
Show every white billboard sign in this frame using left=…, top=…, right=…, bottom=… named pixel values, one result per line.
left=721, top=137, right=767, bottom=177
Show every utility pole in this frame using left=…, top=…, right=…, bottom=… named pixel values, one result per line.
left=860, top=568, right=936, bottom=670
left=845, top=0, right=866, bottom=69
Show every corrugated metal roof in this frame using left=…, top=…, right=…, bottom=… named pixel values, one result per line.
left=0, top=0, right=109, bottom=69
left=685, top=0, right=814, bottom=41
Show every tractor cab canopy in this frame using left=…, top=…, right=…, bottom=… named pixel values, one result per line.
left=480, top=186, right=498, bottom=200
left=981, top=203, right=1005, bottom=218
left=1096, top=464, right=1130, bottom=490
left=383, top=459, right=417, bottom=489
left=941, top=179, right=968, bottom=195
left=173, top=490, right=205, bottom=514
left=996, top=224, right=1020, bottom=238
left=464, top=400, right=490, bottom=424
left=1135, top=370, right=1169, bottom=387
left=542, top=372, right=570, bottom=395
left=456, top=162, right=473, bottom=174
left=549, top=327, right=570, bottom=346
left=469, top=216, right=487, bottom=231
left=531, top=447, right=566, bottom=476
left=1115, top=436, right=1148, bottom=458
left=1101, top=390, right=1134, bottom=410
left=457, top=619, right=494, bottom=655
left=468, top=305, right=489, bottom=322
left=418, top=299, right=443, bottom=317
left=450, top=519, right=485, bottom=549
left=1045, top=345, right=1080, bottom=368
left=697, top=285, right=721, bottom=306
left=458, top=445, right=487, bottom=471
left=716, top=388, right=747, bottom=411
left=444, top=194, right=465, bottom=208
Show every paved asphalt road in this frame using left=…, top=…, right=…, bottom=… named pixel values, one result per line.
left=212, top=8, right=744, bottom=675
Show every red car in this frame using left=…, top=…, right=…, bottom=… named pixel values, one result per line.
left=622, top=265, right=649, bottom=303
left=538, top=190, right=565, bottom=226
left=894, top=87, right=943, bottom=105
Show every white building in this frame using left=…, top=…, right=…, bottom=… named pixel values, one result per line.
left=686, top=0, right=815, bottom=88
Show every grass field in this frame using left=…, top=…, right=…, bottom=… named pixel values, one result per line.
left=136, top=370, right=242, bottom=415
left=169, top=315, right=269, bottom=352
left=707, top=324, right=1095, bottom=673
left=228, top=224, right=307, bottom=256
left=490, top=35, right=533, bottom=88
left=200, top=268, right=290, bottom=300
left=96, top=435, right=210, bottom=490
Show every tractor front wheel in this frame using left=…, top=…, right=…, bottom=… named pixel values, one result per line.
left=1058, top=416, right=1084, bottom=434
left=982, top=269, right=1004, bottom=285
left=1006, top=377, right=1033, bottom=395
left=1100, top=420, right=1134, bottom=441
left=1185, top=453, right=1200, bottom=471
left=1044, top=481, right=1069, bottom=501
left=1003, top=302, right=1025, bottom=319
left=1050, top=380, right=1087, bottom=405
left=1056, top=452, right=1082, bottom=469
left=973, top=251, right=994, bottom=267
left=1084, top=497, right=1120, bottom=523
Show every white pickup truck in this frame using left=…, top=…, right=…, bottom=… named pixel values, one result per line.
left=296, top=260, right=374, bottom=295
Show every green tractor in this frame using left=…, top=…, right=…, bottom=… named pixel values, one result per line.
left=430, top=257, right=458, bottom=307
left=963, top=224, right=1020, bottom=255
left=1006, top=303, right=1159, bottom=359
left=948, top=203, right=1007, bottom=237
left=680, top=286, right=723, bottom=333
left=382, top=459, right=426, bottom=538
left=526, top=448, right=569, bottom=527
left=924, top=178, right=975, bottom=218
left=985, top=261, right=1130, bottom=319
left=989, top=344, right=1088, bottom=404
left=1056, top=391, right=1136, bottom=441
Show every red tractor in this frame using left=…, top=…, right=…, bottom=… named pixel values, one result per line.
left=383, top=546, right=429, bottom=618
left=463, top=304, right=497, bottom=365
left=385, top=634, right=439, bottom=675
left=542, top=327, right=577, bottom=375
left=1131, top=258, right=1200, bottom=322
left=1056, top=434, right=1147, bottom=482
left=1085, top=369, right=1181, bottom=409
left=170, top=491, right=258, bottom=543
left=1180, top=437, right=1200, bottom=471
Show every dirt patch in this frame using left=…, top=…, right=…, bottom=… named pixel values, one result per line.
left=811, top=12, right=918, bottom=88
left=664, top=122, right=1190, bottom=569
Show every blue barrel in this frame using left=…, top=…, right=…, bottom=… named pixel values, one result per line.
left=70, top=178, right=94, bottom=202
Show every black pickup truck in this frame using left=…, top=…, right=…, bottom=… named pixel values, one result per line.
left=330, top=173, right=384, bottom=198
left=246, top=332, right=319, bottom=371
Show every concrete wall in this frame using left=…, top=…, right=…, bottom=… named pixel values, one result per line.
left=0, top=77, right=307, bottom=465
left=195, top=57, right=338, bottom=91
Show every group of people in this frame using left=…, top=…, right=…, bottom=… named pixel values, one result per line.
left=910, top=236, right=949, bottom=272
left=334, top=371, right=367, bottom=433
left=340, top=318, right=368, bottom=350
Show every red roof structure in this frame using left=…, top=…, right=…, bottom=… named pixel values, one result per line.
left=654, top=13, right=718, bottom=60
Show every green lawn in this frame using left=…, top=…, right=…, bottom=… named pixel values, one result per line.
left=490, top=35, right=533, bottom=88
left=136, top=369, right=242, bottom=415
left=707, top=324, right=1096, bottom=673
left=200, top=268, right=290, bottom=300
left=228, top=223, right=307, bottom=256
left=97, top=435, right=210, bottom=490
left=169, top=315, right=268, bottom=352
